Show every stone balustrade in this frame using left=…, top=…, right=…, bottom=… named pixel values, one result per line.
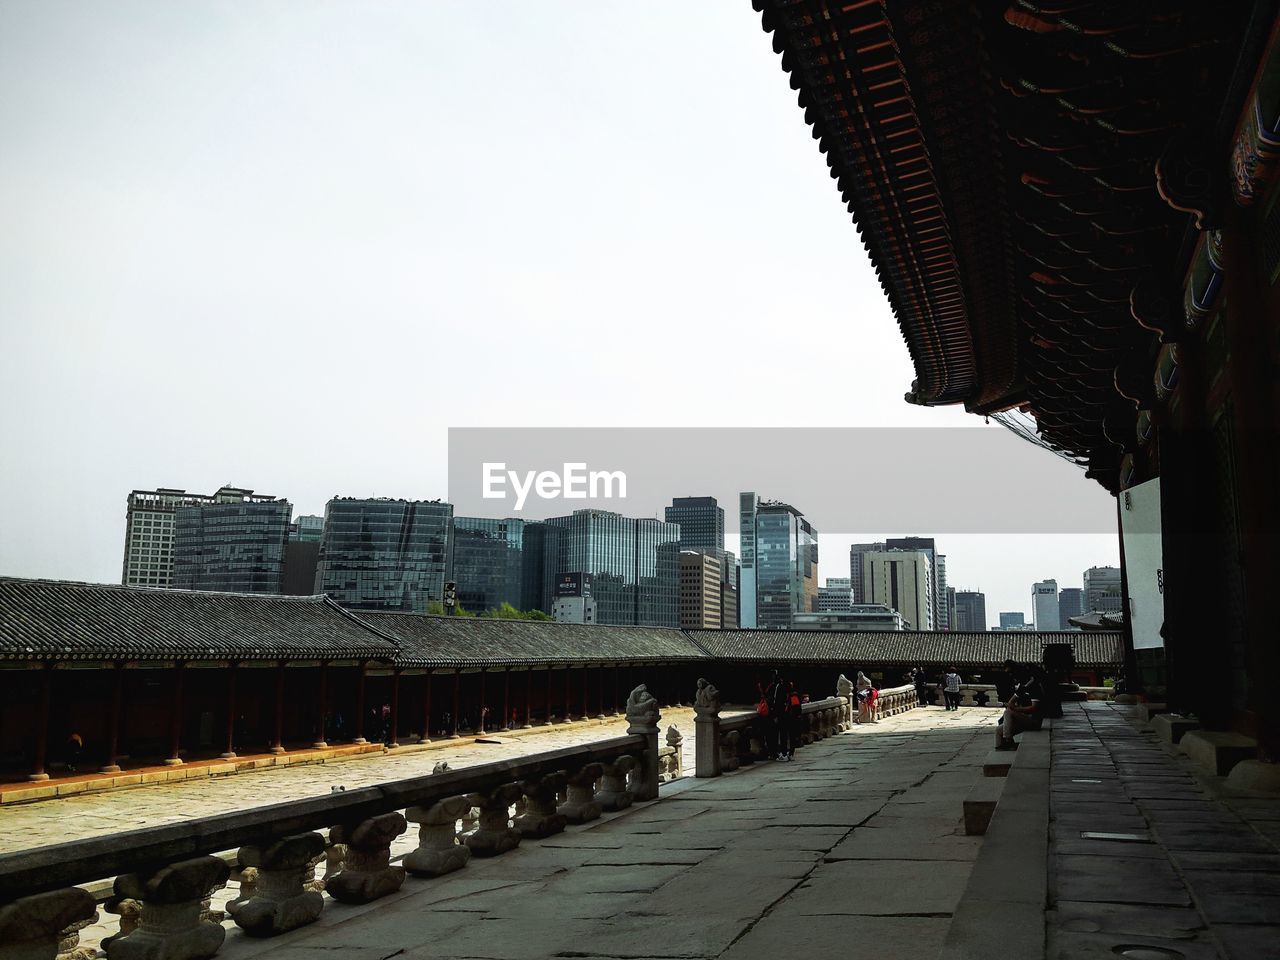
left=0, top=685, right=666, bottom=960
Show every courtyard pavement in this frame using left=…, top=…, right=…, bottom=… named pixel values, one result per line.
left=210, top=706, right=998, bottom=960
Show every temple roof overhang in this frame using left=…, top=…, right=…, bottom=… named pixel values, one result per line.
left=753, top=0, right=1276, bottom=488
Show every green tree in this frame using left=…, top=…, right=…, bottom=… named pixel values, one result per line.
left=425, top=600, right=473, bottom=617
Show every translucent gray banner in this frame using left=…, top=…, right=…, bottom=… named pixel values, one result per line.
left=446, top=427, right=1116, bottom=533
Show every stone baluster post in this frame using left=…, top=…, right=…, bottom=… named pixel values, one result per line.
left=464, top=784, right=522, bottom=857
left=558, top=762, right=604, bottom=824
left=625, top=684, right=661, bottom=801
left=693, top=678, right=722, bottom=778
left=326, top=813, right=407, bottom=904
left=105, top=856, right=229, bottom=960
left=0, top=888, right=96, bottom=960
left=718, top=730, right=741, bottom=772
left=960, top=686, right=978, bottom=708
left=836, top=675, right=854, bottom=730
left=597, top=755, right=637, bottom=811
left=230, top=832, right=325, bottom=937
left=515, top=772, right=568, bottom=838
left=664, top=725, right=683, bottom=779
left=404, top=796, right=473, bottom=876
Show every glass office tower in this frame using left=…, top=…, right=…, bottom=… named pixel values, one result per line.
left=316, top=499, right=453, bottom=611
left=172, top=495, right=292, bottom=594
left=739, top=493, right=819, bottom=629
left=664, top=497, right=724, bottom=554
left=450, top=517, right=524, bottom=613
left=521, top=522, right=563, bottom=615
left=544, top=510, right=680, bottom=627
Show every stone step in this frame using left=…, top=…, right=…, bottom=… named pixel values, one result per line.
left=1151, top=713, right=1200, bottom=744
left=1180, top=730, right=1257, bottom=777
left=964, top=777, right=1006, bottom=836
left=983, top=748, right=1016, bottom=778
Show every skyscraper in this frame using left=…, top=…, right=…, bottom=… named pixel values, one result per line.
left=1032, top=579, right=1059, bottom=630
left=953, top=590, right=987, bottom=631
left=283, top=513, right=323, bottom=596
left=172, top=491, right=292, bottom=594
left=1058, top=587, right=1085, bottom=629
left=1084, top=566, right=1124, bottom=614
left=885, top=537, right=939, bottom=627
left=678, top=550, right=722, bottom=629
left=450, top=517, right=525, bottom=613
left=739, top=493, right=819, bottom=629
left=291, top=515, right=325, bottom=542
left=665, top=497, right=724, bottom=555
left=848, top=542, right=885, bottom=603
left=999, top=611, right=1027, bottom=631
left=817, top=578, right=853, bottom=612
left=543, top=510, right=680, bottom=627
left=861, top=550, right=932, bottom=630
left=315, top=498, right=453, bottom=611
left=935, top=554, right=949, bottom=630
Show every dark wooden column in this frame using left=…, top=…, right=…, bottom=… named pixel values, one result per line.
left=353, top=661, right=368, bottom=744
left=388, top=668, right=401, bottom=748
left=502, top=669, right=511, bottom=730
left=163, top=662, right=186, bottom=766
left=271, top=660, right=287, bottom=754
left=451, top=671, right=461, bottom=738
left=565, top=665, right=574, bottom=721
left=583, top=665, right=592, bottom=719
left=597, top=665, right=605, bottom=717
left=421, top=670, right=433, bottom=742
left=313, top=661, right=330, bottom=749
left=101, top=661, right=125, bottom=773
left=28, top=663, right=52, bottom=782
left=524, top=669, right=533, bottom=728
left=220, top=662, right=238, bottom=760
left=545, top=666, right=555, bottom=724
left=478, top=670, right=488, bottom=734
left=613, top=664, right=620, bottom=715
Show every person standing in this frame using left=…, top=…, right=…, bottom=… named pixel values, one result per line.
left=855, top=671, right=874, bottom=723
left=913, top=666, right=929, bottom=707
left=943, top=668, right=962, bottom=711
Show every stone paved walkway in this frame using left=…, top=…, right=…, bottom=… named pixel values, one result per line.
left=211, top=706, right=998, bottom=960
left=0, top=710, right=707, bottom=855
left=1047, top=702, right=1280, bottom=960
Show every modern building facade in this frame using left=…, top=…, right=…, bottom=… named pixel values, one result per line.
left=953, top=590, right=987, bottom=632
left=739, top=493, right=819, bottom=629
left=1032, top=579, right=1059, bottom=631
left=315, top=498, right=453, bottom=612
left=450, top=517, right=525, bottom=613
left=1084, top=566, right=1124, bottom=614
left=543, top=510, right=680, bottom=627
left=549, top=571, right=597, bottom=624
left=290, top=516, right=325, bottom=543
left=817, top=578, right=853, bottom=612
left=861, top=550, right=932, bottom=631
left=848, top=542, right=885, bottom=603
left=678, top=550, right=722, bottom=630
left=935, top=554, right=949, bottom=630
left=1058, top=587, right=1085, bottom=630
left=665, top=497, right=724, bottom=555
left=999, top=612, right=1027, bottom=631
left=520, top=522, right=563, bottom=615
left=172, top=492, right=292, bottom=595
left=793, top=604, right=906, bottom=631
left=122, top=486, right=268, bottom=588
left=885, top=537, right=939, bottom=627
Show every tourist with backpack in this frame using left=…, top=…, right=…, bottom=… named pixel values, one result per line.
left=757, top=670, right=783, bottom=758
left=775, top=678, right=801, bottom=760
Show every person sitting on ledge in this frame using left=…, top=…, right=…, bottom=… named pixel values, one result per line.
left=995, top=691, right=1038, bottom=751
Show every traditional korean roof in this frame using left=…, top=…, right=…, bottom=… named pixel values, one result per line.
left=351, top=611, right=705, bottom=667
left=752, top=0, right=1270, bottom=488
left=0, top=578, right=400, bottom=663
left=689, top=628, right=1124, bottom=669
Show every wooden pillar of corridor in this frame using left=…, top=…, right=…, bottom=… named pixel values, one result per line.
left=502, top=669, right=510, bottom=730
left=271, top=661, right=287, bottom=754
left=545, top=667, right=554, bottom=724
left=313, top=661, right=329, bottom=749
left=421, top=670, right=432, bottom=742
left=164, top=662, right=185, bottom=766
left=221, top=662, right=238, bottom=760
left=28, top=663, right=52, bottom=781
left=353, top=661, right=368, bottom=744
left=478, top=669, right=487, bottom=734
left=101, top=661, right=124, bottom=773
left=524, top=669, right=533, bottom=728
left=388, top=668, right=401, bottom=748
left=451, top=671, right=461, bottom=738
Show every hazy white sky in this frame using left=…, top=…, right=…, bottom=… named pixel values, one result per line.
left=0, top=1, right=1117, bottom=626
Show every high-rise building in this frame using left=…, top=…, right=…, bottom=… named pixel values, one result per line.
left=1084, top=566, right=1124, bottom=614
left=848, top=542, right=885, bottom=603
left=315, top=498, right=453, bottom=611
left=793, top=605, right=907, bottom=630
left=1032, top=579, right=1059, bottom=630
left=886, top=537, right=939, bottom=627
left=817, top=578, right=853, bottom=612
left=678, top=550, right=722, bottom=629
left=282, top=513, right=324, bottom=596
left=935, top=554, right=949, bottom=630
left=861, top=550, right=932, bottom=630
left=450, top=517, right=525, bottom=613
left=1058, top=587, right=1085, bottom=629
left=739, top=493, right=819, bottom=629
left=543, top=510, right=680, bottom=627
left=665, top=497, right=724, bottom=555
left=953, top=590, right=987, bottom=631
left=550, top=572, right=597, bottom=624
left=720, top=550, right=740, bottom=629
left=172, top=491, right=292, bottom=594
left=999, top=611, right=1027, bottom=631
left=122, top=485, right=269, bottom=588
left=946, top=586, right=957, bottom=631
left=290, top=515, right=325, bottom=542
left=520, top=522, right=563, bottom=615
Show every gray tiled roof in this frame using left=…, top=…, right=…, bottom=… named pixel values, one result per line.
left=0, top=578, right=399, bottom=662
left=686, top=630, right=1124, bottom=668
left=351, top=611, right=704, bottom=667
